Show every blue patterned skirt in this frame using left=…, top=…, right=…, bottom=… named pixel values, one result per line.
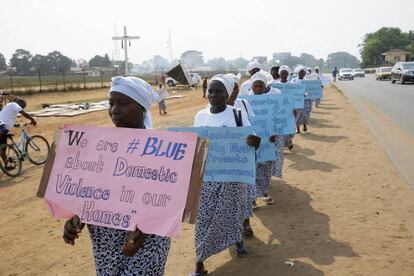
left=195, top=181, right=247, bottom=261
left=87, top=225, right=171, bottom=276
left=272, top=136, right=285, bottom=177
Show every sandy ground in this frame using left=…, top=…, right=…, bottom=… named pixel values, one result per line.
left=1, top=85, right=414, bottom=275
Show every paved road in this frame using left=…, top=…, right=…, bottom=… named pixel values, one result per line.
left=334, top=74, right=414, bottom=188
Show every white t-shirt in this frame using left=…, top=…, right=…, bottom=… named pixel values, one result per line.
left=194, top=105, right=251, bottom=127
left=234, top=99, right=255, bottom=119
left=206, top=99, right=255, bottom=121
left=0, top=102, right=22, bottom=130
left=239, top=79, right=252, bottom=96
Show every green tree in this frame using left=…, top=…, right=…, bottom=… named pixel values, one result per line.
left=409, top=30, right=414, bottom=61
left=326, top=52, right=360, bottom=70
left=89, top=54, right=112, bottom=68
left=10, top=49, right=33, bottom=76
left=43, top=51, right=71, bottom=75
left=0, top=53, right=7, bottom=70
left=31, top=54, right=47, bottom=73
left=359, top=27, right=411, bottom=67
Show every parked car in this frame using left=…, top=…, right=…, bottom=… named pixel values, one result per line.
left=352, top=68, right=365, bottom=78
left=338, top=68, right=353, bottom=80
left=391, top=62, right=414, bottom=84
left=375, top=67, right=392, bottom=80
left=166, top=72, right=201, bottom=87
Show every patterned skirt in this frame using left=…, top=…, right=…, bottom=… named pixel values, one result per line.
left=256, top=161, right=273, bottom=197
left=297, top=99, right=312, bottom=125
left=195, top=181, right=247, bottom=262
left=87, top=225, right=171, bottom=276
left=272, top=136, right=285, bottom=177
left=244, top=184, right=256, bottom=219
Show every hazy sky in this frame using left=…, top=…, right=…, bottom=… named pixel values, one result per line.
left=1, top=0, right=413, bottom=64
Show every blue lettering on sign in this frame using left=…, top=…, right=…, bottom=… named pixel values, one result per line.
left=167, top=127, right=256, bottom=185
left=302, top=80, right=323, bottom=99
left=270, top=83, right=305, bottom=109
left=141, top=137, right=187, bottom=160
left=239, top=94, right=296, bottom=135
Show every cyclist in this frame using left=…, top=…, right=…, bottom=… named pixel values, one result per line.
left=0, top=98, right=37, bottom=170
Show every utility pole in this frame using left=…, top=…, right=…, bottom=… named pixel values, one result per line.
left=112, top=26, right=140, bottom=76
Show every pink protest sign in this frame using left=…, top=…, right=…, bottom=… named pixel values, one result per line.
left=44, top=125, right=198, bottom=238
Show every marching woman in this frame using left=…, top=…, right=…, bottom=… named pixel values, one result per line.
left=62, top=76, right=171, bottom=276
left=224, top=73, right=256, bottom=237
left=273, top=65, right=295, bottom=153
left=291, top=66, right=312, bottom=133
left=192, top=74, right=260, bottom=276
left=239, top=60, right=261, bottom=96
left=313, top=66, right=322, bottom=107
left=225, top=73, right=255, bottom=120
left=274, top=65, right=291, bottom=84
left=249, top=72, right=282, bottom=206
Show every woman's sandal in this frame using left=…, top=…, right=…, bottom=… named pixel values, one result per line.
left=262, top=197, right=274, bottom=205
left=252, top=200, right=258, bottom=210
left=243, top=225, right=254, bottom=238
left=235, top=242, right=247, bottom=258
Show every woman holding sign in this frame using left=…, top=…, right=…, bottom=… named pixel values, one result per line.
left=62, top=77, right=171, bottom=276
left=291, top=66, right=312, bottom=133
left=275, top=65, right=295, bottom=150
left=224, top=73, right=256, bottom=237
left=249, top=72, right=283, bottom=206
left=192, top=74, right=260, bottom=276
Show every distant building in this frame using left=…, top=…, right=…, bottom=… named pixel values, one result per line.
left=272, top=52, right=292, bottom=61
left=382, top=49, right=411, bottom=65
left=252, top=56, right=268, bottom=64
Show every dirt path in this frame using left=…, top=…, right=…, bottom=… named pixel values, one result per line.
left=1, top=85, right=414, bottom=275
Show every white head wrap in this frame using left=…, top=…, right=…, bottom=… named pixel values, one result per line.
left=278, top=65, right=291, bottom=75
left=250, top=71, right=269, bottom=85
left=294, top=65, right=306, bottom=74
left=224, top=73, right=241, bottom=85
left=210, top=74, right=235, bottom=96
left=247, top=60, right=261, bottom=71
left=109, top=76, right=159, bottom=129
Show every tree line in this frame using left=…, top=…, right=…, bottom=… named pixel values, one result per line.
left=359, top=27, right=414, bottom=67
left=0, top=50, right=112, bottom=76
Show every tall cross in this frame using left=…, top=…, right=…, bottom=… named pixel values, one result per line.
left=112, top=26, right=140, bottom=76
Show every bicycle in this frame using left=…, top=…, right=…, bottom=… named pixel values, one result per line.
left=0, top=123, right=50, bottom=177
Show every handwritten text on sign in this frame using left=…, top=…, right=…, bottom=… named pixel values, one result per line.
left=239, top=94, right=296, bottom=135
left=249, top=116, right=276, bottom=162
left=44, top=125, right=198, bottom=238
left=270, top=83, right=305, bottom=109
left=169, top=127, right=256, bottom=185
left=303, top=80, right=323, bottom=99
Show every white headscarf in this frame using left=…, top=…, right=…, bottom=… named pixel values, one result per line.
left=109, top=76, right=159, bottom=129
left=247, top=60, right=261, bottom=71
left=278, top=65, right=291, bottom=75
left=294, top=65, right=306, bottom=74
left=210, top=74, right=235, bottom=96
left=250, top=71, right=269, bottom=85
left=224, top=73, right=241, bottom=85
